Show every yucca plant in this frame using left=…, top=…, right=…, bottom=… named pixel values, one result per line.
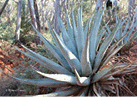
left=10, top=7, right=137, bottom=96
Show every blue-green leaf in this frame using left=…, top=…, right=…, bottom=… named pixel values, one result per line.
left=15, top=47, right=73, bottom=75
left=66, top=10, right=75, bottom=46
left=58, top=17, right=77, bottom=56
left=93, top=18, right=122, bottom=73
left=102, top=45, right=124, bottom=68
left=12, top=76, right=69, bottom=87
left=84, top=15, right=93, bottom=42
left=124, top=21, right=137, bottom=42
left=77, top=7, right=84, bottom=59
left=96, top=27, right=105, bottom=52
left=92, top=63, right=116, bottom=83
left=32, top=25, right=71, bottom=71
left=47, top=21, right=58, bottom=45
left=81, top=35, right=92, bottom=76
left=90, top=7, right=105, bottom=64
left=46, top=86, right=82, bottom=96
left=52, top=30, right=82, bottom=74
left=73, top=67, right=90, bottom=86
left=32, top=67, right=78, bottom=85
left=72, top=8, right=79, bottom=59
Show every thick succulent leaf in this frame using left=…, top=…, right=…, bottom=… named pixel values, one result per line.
left=45, top=86, right=82, bottom=96
left=66, top=11, right=78, bottom=57
left=122, top=20, right=130, bottom=38
left=105, top=27, right=131, bottom=59
left=11, top=76, right=69, bottom=88
left=74, top=67, right=90, bottom=86
left=121, top=17, right=128, bottom=26
left=96, top=27, right=105, bottom=52
left=106, top=26, right=112, bottom=34
left=115, top=16, right=118, bottom=24
left=124, top=21, right=137, bottom=42
left=21, top=45, right=73, bottom=74
left=115, top=18, right=128, bottom=40
left=106, top=27, right=118, bottom=43
left=66, top=11, right=72, bottom=34
left=66, top=11, right=74, bottom=42
left=129, top=31, right=137, bottom=41
left=106, top=35, right=126, bottom=57
left=81, top=35, right=92, bottom=76
left=104, top=23, right=135, bottom=61
left=106, top=22, right=136, bottom=59
left=15, top=47, right=73, bottom=75
left=52, top=30, right=82, bottom=74
left=115, top=28, right=122, bottom=41
left=90, top=7, right=105, bottom=64
left=71, top=8, right=80, bottom=59
left=84, top=15, right=94, bottom=42
left=93, top=19, right=122, bottom=73
left=77, top=7, right=84, bottom=59
left=102, top=45, right=124, bottom=68
left=58, top=17, right=77, bottom=56
left=32, top=67, right=78, bottom=85
left=92, top=63, right=116, bottom=83
left=32, top=25, right=71, bottom=71
left=102, top=30, right=130, bottom=64
left=47, top=21, right=58, bottom=45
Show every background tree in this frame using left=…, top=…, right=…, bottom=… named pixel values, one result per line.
left=54, top=0, right=61, bottom=35
left=34, top=0, right=40, bottom=32
left=7, top=2, right=13, bottom=26
left=15, top=0, right=23, bottom=42
left=28, top=0, right=41, bottom=44
left=28, top=0, right=37, bottom=30
left=41, top=0, right=46, bottom=32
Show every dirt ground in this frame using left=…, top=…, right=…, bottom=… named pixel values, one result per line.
left=0, top=39, right=137, bottom=96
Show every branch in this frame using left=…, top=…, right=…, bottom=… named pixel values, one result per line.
left=0, top=0, right=9, bottom=16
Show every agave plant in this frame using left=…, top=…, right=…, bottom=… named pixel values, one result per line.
left=105, top=16, right=137, bottom=45
left=11, top=7, right=137, bottom=96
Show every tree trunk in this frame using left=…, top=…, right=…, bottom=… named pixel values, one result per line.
left=28, top=0, right=40, bottom=44
left=54, top=0, right=61, bottom=35
left=15, top=0, right=23, bottom=42
left=28, top=0, right=37, bottom=28
left=95, top=0, right=103, bottom=12
left=0, top=0, right=9, bottom=16
left=128, top=0, right=135, bottom=16
left=7, top=3, right=13, bottom=26
left=41, top=0, right=45, bottom=33
left=34, top=0, right=41, bottom=32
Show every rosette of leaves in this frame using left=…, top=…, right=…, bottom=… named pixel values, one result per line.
left=105, top=16, right=137, bottom=45
left=12, top=7, right=137, bottom=96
